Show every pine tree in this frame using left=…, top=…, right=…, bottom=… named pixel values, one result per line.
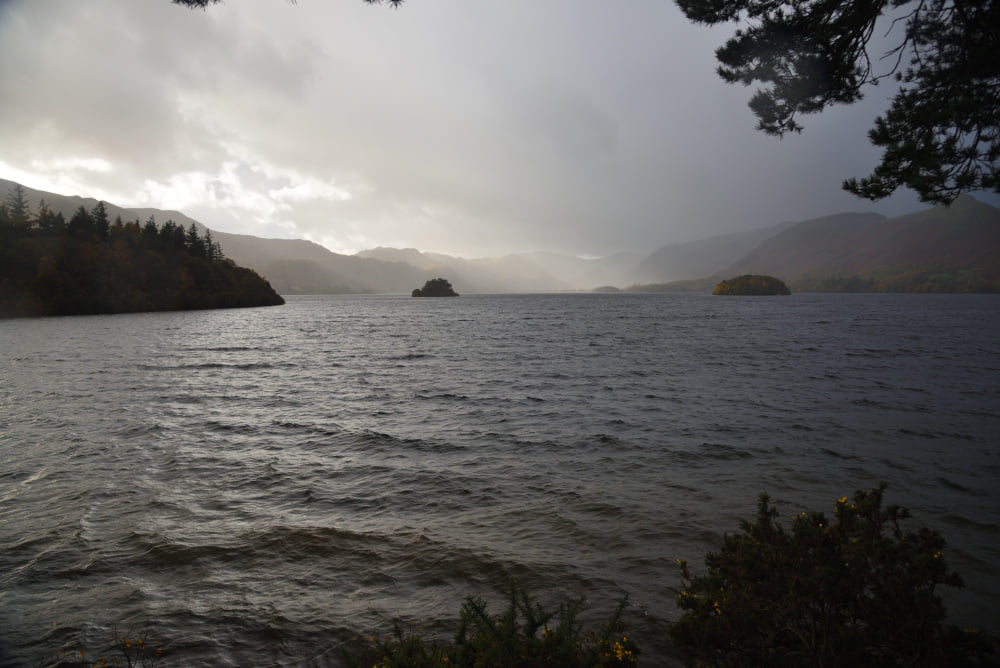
left=91, top=201, right=110, bottom=240
left=142, top=214, right=158, bottom=241
left=4, top=183, right=31, bottom=227
left=34, top=199, right=66, bottom=235
left=675, top=0, right=1000, bottom=204
left=204, top=229, right=222, bottom=261
left=186, top=223, right=206, bottom=258
left=68, top=206, right=95, bottom=237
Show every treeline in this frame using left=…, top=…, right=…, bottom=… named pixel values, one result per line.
left=624, top=267, right=1000, bottom=294
left=790, top=266, right=1000, bottom=293
left=0, top=184, right=284, bottom=318
left=713, top=274, right=790, bottom=296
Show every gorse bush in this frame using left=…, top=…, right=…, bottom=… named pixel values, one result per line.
left=670, top=484, right=993, bottom=666
left=57, top=626, right=164, bottom=668
left=343, top=584, right=637, bottom=667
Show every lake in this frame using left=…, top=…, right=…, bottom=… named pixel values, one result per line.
left=1, top=293, right=998, bottom=666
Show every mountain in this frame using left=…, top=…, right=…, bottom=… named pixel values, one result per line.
left=9, top=178, right=997, bottom=295
left=206, top=233, right=425, bottom=294
left=4, top=179, right=649, bottom=293
left=631, top=221, right=799, bottom=283
left=513, top=251, right=643, bottom=288
left=719, top=212, right=888, bottom=279
left=720, top=197, right=1000, bottom=291
left=356, top=247, right=573, bottom=292
left=0, top=179, right=426, bottom=295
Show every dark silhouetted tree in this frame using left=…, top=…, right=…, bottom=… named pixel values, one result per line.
left=35, top=200, right=66, bottom=235
left=675, top=0, right=1000, bottom=204
left=185, top=223, right=206, bottom=259
left=159, top=220, right=186, bottom=249
left=68, top=206, right=95, bottom=238
left=4, top=183, right=31, bottom=228
left=204, top=229, right=224, bottom=261
left=91, top=201, right=110, bottom=241
left=142, top=214, right=158, bottom=242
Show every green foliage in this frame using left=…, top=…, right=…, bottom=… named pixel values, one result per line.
left=675, top=0, right=999, bottom=204
left=4, top=183, right=31, bottom=227
left=792, top=266, right=1000, bottom=293
left=344, top=585, right=637, bottom=667
left=670, top=485, right=994, bottom=666
left=713, top=274, right=791, bottom=295
left=412, top=277, right=459, bottom=297
left=58, top=626, right=164, bottom=668
left=0, top=199, right=282, bottom=318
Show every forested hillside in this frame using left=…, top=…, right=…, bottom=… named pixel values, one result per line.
left=723, top=197, right=1000, bottom=293
left=0, top=186, right=284, bottom=318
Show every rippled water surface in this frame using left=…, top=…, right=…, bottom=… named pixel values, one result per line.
left=2, top=293, right=999, bottom=666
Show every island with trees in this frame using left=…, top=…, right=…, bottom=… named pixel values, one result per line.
left=713, top=274, right=791, bottom=296
left=0, top=187, right=284, bottom=318
left=412, top=278, right=459, bottom=297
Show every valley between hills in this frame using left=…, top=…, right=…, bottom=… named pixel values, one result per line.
left=4, top=178, right=999, bottom=295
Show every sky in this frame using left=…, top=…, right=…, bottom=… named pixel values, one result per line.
left=2, top=0, right=997, bottom=259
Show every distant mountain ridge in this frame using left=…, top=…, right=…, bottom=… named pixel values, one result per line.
left=718, top=212, right=889, bottom=280
left=632, top=220, right=801, bottom=283
left=2, top=179, right=644, bottom=293
left=5, top=178, right=999, bottom=294
left=720, top=197, right=1000, bottom=291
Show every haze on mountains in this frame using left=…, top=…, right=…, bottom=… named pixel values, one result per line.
left=2, top=0, right=998, bottom=262
left=7, top=178, right=999, bottom=295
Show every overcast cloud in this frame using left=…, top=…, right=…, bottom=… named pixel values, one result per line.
left=2, top=0, right=996, bottom=258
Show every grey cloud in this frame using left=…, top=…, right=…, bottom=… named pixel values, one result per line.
left=1, top=0, right=997, bottom=258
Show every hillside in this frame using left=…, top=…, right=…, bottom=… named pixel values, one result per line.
left=9, top=178, right=996, bottom=295
left=631, top=221, right=798, bottom=283
left=722, top=197, right=1000, bottom=292
left=0, top=179, right=429, bottom=295
left=356, top=247, right=574, bottom=293
left=513, top=250, right=643, bottom=288
left=2, top=180, right=649, bottom=293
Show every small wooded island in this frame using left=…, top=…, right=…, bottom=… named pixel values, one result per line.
left=0, top=200, right=284, bottom=318
left=412, top=278, right=459, bottom=297
left=714, top=274, right=791, bottom=296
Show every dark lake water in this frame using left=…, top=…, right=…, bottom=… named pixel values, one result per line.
left=2, top=293, right=999, bottom=666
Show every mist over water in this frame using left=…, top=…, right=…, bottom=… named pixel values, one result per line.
left=2, top=293, right=998, bottom=666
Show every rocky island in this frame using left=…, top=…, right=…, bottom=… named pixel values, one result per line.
left=713, top=274, right=791, bottom=296
left=412, top=278, right=459, bottom=297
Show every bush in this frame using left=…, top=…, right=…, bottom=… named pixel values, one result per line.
left=56, top=626, right=164, bottom=668
left=669, top=484, right=993, bottom=666
left=343, top=584, right=637, bottom=667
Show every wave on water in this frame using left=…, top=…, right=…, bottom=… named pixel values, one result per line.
left=2, top=293, right=999, bottom=666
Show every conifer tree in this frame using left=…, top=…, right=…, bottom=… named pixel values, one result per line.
left=142, top=214, right=158, bottom=241
left=91, top=201, right=110, bottom=240
left=204, top=229, right=222, bottom=261
left=34, top=199, right=66, bottom=235
left=4, top=183, right=31, bottom=228
left=186, top=223, right=206, bottom=258
left=68, top=206, right=95, bottom=237
left=676, top=0, right=1000, bottom=204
